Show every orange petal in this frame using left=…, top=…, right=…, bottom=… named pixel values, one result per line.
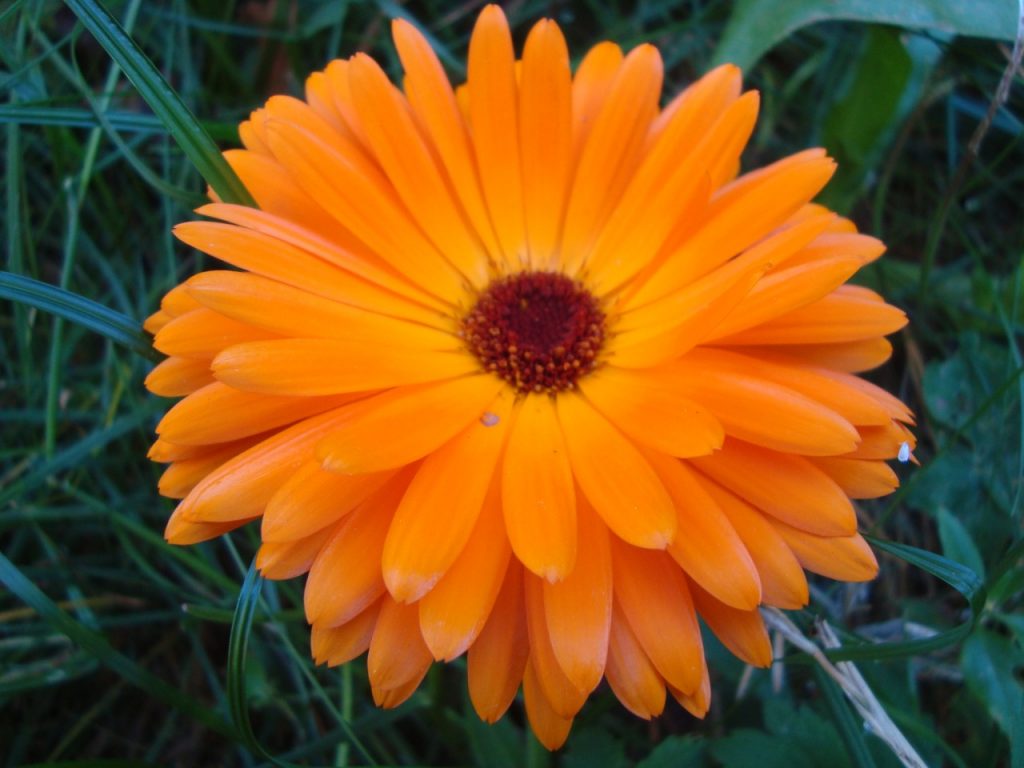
left=316, top=376, right=505, bottom=474
left=178, top=404, right=358, bottom=523
left=348, top=53, right=489, bottom=287
left=153, top=308, right=278, bottom=360
left=730, top=337, right=894, bottom=373
left=303, top=475, right=409, bottom=626
left=646, top=451, right=761, bottom=610
left=501, top=395, right=577, bottom=581
left=844, top=421, right=915, bottom=460
left=145, top=357, right=214, bottom=397
left=262, top=460, right=395, bottom=542
left=311, top=599, right=381, bottom=666
left=392, top=18, right=501, bottom=259
left=468, top=563, right=529, bottom=723
left=522, top=658, right=574, bottom=751
left=557, top=393, right=676, bottom=549
left=561, top=44, right=662, bottom=274
left=610, top=541, right=704, bottom=694
left=367, top=597, right=433, bottom=694
left=579, top=366, right=723, bottom=458
left=519, top=19, right=572, bottom=267
left=542, top=500, right=612, bottom=694
left=256, top=518, right=345, bottom=580
left=690, top=580, right=772, bottom=667
left=524, top=573, right=589, bottom=719
left=809, top=456, right=899, bottom=499
left=212, top=338, right=475, bottom=396
left=467, top=5, right=525, bottom=265
left=158, top=436, right=260, bottom=499
left=669, top=663, right=711, bottom=719
left=383, top=389, right=512, bottom=602
left=692, top=439, right=856, bottom=537
left=669, top=361, right=861, bottom=456
left=418, top=481, right=511, bottom=661
left=569, top=42, right=623, bottom=165
left=164, top=504, right=252, bottom=545
left=605, top=601, right=666, bottom=719
left=693, top=474, right=809, bottom=610
left=772, top=523, right=879, bottom=582
left=157, top=382, right=354, bottom=446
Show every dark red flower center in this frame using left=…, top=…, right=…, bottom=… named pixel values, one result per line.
left=462, top=271, right=606, bottom=394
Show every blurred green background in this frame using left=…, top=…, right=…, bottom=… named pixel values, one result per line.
left=0, top=0, right=1021, bottom=766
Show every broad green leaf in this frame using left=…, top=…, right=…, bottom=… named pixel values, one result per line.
left=62, top=0, right=254, bottom=205
left=564, top=727, right=629, bottom=768
left=637, top=736, right=705, bottom=768
left=713, top=0, right=1018, bottom=70
left=961, top=629, right=1024, bottom=768
left=0, top=271, right=159, bottom=361
left=937, top=506, right=986, bottom=580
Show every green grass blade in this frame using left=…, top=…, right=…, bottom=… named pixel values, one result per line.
left=820, top=537, right=986, bottom=662
left=0, top=552, right=238, bottom=741
left=61, top=0, right=254, bottom=205
left=0, top=271, right=159, bottom=361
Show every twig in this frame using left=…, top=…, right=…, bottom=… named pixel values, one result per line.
left=762, top=607, right=928, bottom=768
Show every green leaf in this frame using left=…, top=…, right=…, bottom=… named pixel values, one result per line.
left=0, top=271, right=159, bottom=361
left=713, top=0, right=1018, bottom=70
left=0, top=552, right=237, bottom=740
left=961, top=629, right=1024, bottom=768
left=563, top=727, right=629, bottom=768
left=636, top=735, right=705, bottom=768
left=61, top=0, right=254, bottom=205
left=937, top=506, right=986, bottom=581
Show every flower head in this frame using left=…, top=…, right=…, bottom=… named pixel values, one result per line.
left=145, top=5, right=914, bottom=749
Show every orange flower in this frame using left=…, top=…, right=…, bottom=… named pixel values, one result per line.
left=145, top=5, right=915, bottom=749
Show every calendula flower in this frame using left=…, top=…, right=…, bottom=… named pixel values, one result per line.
left=144, top=4, right=915, bottom=749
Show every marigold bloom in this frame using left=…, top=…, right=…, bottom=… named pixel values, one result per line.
left=145, top=5, right=915, bottom=749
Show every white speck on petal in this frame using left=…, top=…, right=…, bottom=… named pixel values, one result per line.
left=480, top=412, right=500, bottom=427
left=897, top=441, right=911, bottom=463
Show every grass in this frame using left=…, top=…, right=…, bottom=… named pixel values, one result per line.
left=1, top=0, right=1022, bottom=765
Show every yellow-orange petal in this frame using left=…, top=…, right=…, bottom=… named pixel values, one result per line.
left=557, top=393, right=676, bottom=549
left=303, top=476, right=409, bottom=626
left=419, top=482, right=511, bottom=661
left=316, top=375, right=505, bottom=474
left=772, top=523, right=880, bottom=581
left=693, top=474, right=809, bottom=609
left=579, top=366, right=724, bottom=458
left=844, top=420, right=916, bottom=460
left=646, top=451, right=762, bottom=610
left=311, top=599, right=381, bottom=666
left=157, top=437, right=259, bottom=499
left=542, top=500, right=612, bottom=695
left=611, top=541, right=704, bottom=694
left=524, top=573, right=589, bottom=719
left=501, top=394, right=577, bottom=581
left=692, top=439, right=856, bottom=537
left=670, top=664, right=711, bottom=719
left=145, top=356, right=214, bottom=397
left=605, top=602, right=666, bottom=719
left=262, top=461, right=395, bottom=542
left=522, top=658, right=574, bottom=751
left=383, top=389, right=512, bottom=602
left=468, top=563, right=529, bottom=723
left=690, top=580, right=773, bottom=667
left=733, top=337, right=894, bottom=373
